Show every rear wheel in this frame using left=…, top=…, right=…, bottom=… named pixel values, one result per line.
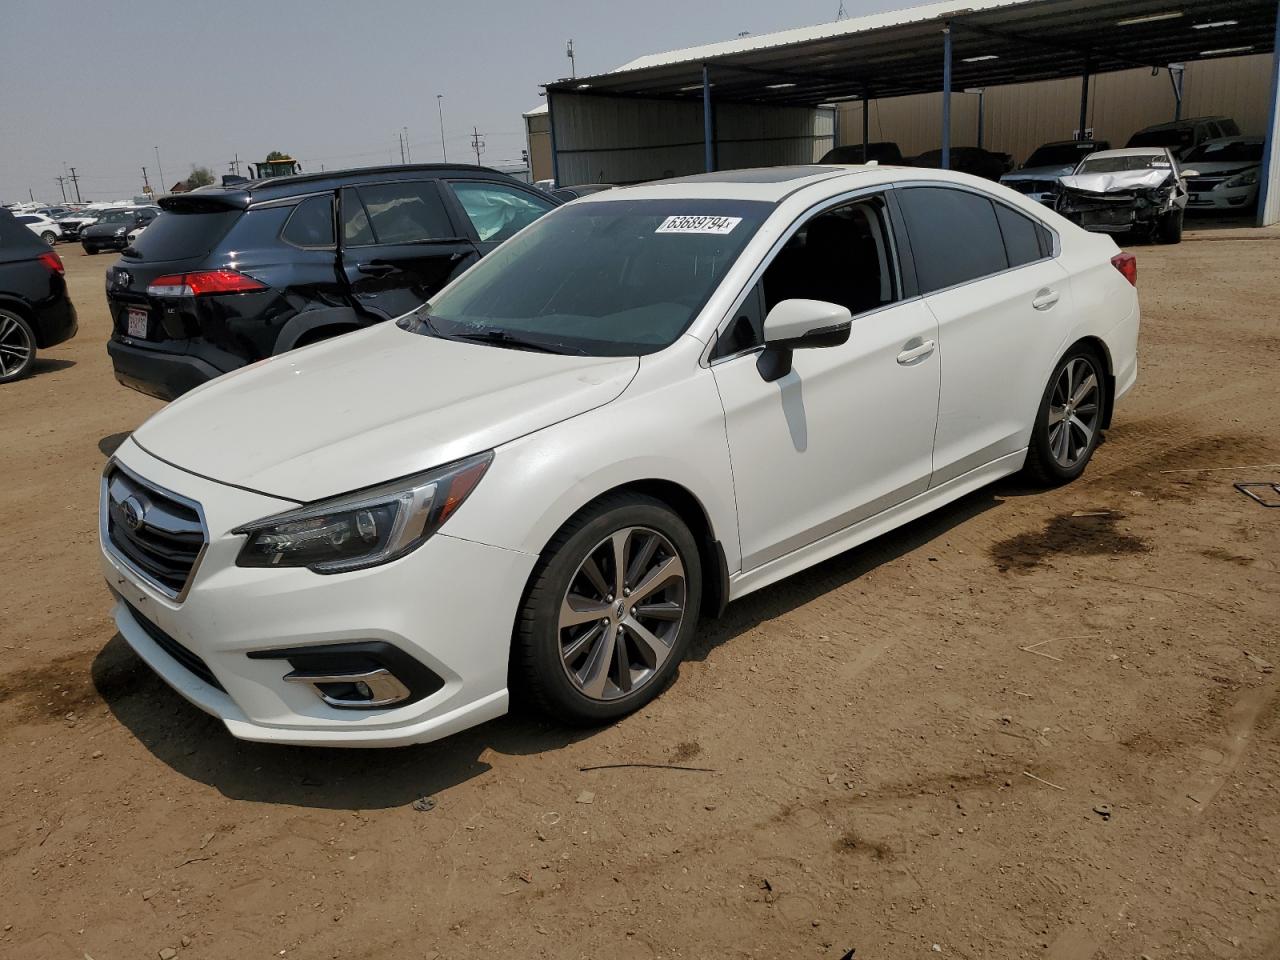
left=1023, top=347, right=1105, bottom=485
left=40, top=231, right=57, bottom=246
left=0, top=310, right=36, bottom=384
left=83, top=245, right=98, bottom=255
left=516, top=493, right=702, bottom=725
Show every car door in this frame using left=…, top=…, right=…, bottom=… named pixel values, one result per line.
left=710, top=192, right=941, bottom=572
left=894, top=184, right=1072, bottom=487
left=339, top=180, right=478, bottom=321
left=441, top=179, right=558, bottom=257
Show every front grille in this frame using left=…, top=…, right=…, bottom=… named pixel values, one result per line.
left=125, top=601, right=225, bottom=692
left=1187, top=177, right=1225, bottom=192
left=103, top=464, right=207, bottom=600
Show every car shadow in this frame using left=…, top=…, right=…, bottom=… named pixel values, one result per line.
left=98, top=431, right=131, bottom=457
left=93, top=479, right=1023, bottom=811
left=26, top=357, right=76, bottom=378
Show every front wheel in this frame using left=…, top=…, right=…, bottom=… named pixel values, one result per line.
left=0, top=310, right=36, bottom=383
left=515, top=493, right=702, bottom=725
left=1023, top=348, right=1105, bottom=485
left=1157, top=208, right=1183, bottom=244
left=83, top=246, right=98, bottom=255
left=40, top=231, right=57, bottom=246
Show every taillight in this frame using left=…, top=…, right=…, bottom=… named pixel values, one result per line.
left=1111, top=252, right=1137, bottom=287
left=37, top=251, right=64, bottom=275
left=146, top=269, right=267, bottom=297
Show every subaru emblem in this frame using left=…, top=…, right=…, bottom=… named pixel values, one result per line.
left=121, top=495, right=145, bottom=531
left=116, top=270, right=131, bottom=288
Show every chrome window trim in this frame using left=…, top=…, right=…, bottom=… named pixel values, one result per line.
left=701, top=184, right=905, bottom=368
left=100, top=458, right=209, bottom=604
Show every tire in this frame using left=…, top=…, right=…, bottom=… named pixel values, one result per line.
left=40, top=231, right=57, bottom=246
left=0, top=309, right=37, bottom=384
left=1157, top=208, right=1183, bottom=244
left=515, top=492, right=702, bottom=725
left=1023, top=346, right=1105, bottom=486
left=83, top=245, right=98, bottom=255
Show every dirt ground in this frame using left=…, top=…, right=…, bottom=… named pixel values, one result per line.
left=1, top=222, right=1278, bottom=960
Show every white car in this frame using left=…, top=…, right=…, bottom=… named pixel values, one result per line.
left=100, top=165, right=1140, bottom=747
left=1181, top=136, right=1265, bottom=211
left=15, top=213, right=62, bottom=245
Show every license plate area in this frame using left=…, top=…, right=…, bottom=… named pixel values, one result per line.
left=126, top=308, right=148, bottom=339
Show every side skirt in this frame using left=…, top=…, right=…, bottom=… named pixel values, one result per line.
left=727, top=449, right=1026, bottom=602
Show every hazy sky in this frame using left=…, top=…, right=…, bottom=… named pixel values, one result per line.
left=0, top=0, right=909, bottom=204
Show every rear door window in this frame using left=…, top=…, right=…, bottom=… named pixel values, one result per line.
left=446, top=181, right=556, bottom=243
left=127, top=209, right=241, bottom=260
left=282, top=194, right=336, bottom=248
left=352, top=181, right=455, bottom=244
left=993, top=203, right=1046, bottom=268
left=341, top=187, right=375, bottom=246
left=896, top=186, right=1009, bottom=294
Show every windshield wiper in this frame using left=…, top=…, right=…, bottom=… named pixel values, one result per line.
left=447, top=329, right=575, bottom=355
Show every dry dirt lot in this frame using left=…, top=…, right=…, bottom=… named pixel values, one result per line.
left=1, top=225, right=1278, bottom=960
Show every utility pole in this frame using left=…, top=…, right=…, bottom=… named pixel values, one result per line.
left=142, top=165, right=151, bottom=195
left=154, top=146, right=165, bottom=194
left=56, top=176, right=67, bottom=202
left=28, top=188, right=35, bottom=203
left=436, top=95, right=447, bottom=161
left=471, top=127, right=485, bottom=166
left=403, top=126, right=411, bottom=163
left=566, top=39, right=576, bottom=79
left=68, top=167, right=82, bottom=202
left=399, top=130, right=407, bottom=164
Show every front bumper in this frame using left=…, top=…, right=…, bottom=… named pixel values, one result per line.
left=1186, top=184, right=1258, bottom=210
left=100, top=439, right=538, bottom=747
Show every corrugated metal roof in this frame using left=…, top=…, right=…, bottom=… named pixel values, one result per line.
left=546, top=0, right=1277, bottom=105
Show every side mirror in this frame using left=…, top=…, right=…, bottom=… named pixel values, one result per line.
left=757, top=298, right=852, bottom=382
left=1180, top=168, right=1200, bottom=178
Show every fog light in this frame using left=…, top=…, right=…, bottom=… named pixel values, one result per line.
left=247, top=640, right=445, bottom=711
left=284, top=667, right=412, bottom=709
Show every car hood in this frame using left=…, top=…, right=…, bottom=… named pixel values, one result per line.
left=1186, top=161, right=1258, bottom=177
left=1001, top=164, right=1074, bottom=181
left=83, top=222, right=128, bottom=237
left=132, top=322, right=640, bottom=503
left=1059, top=169, right=1174, bottom=193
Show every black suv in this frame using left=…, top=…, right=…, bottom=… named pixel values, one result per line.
left=106, top=164, right=560, bottom=400
left=82, top=206, right=161, bottom=254
left=0, top=209, right=77, bottom=383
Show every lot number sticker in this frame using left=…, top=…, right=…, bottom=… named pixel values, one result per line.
left=656, top=215, right=742, bottom=235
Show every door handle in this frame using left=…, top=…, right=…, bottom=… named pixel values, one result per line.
left=1032, top=289, right=1060, bottom=310
left=896, top=338, right=936, bottom=365
left=357, top=262, right=395, bottom=276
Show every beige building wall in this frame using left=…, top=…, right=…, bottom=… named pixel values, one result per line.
left=836, top=54, right=1273, bottom=163
left=524, top=110, right=553, bottom=183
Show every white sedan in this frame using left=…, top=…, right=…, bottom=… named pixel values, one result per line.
left=100, top=165, right=1139, bottom=747
left=15, top=213, right=62, bottom=245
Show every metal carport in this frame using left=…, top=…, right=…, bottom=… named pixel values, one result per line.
left=542, top=0, right=1280, bottom=225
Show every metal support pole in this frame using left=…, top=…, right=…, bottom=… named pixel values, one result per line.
left=1168, top=64, right=1185, bottom=121
left=976, top=90, right=985, bottom=149
left=941, top=25, right=952, bottom=170
left=702, top=64, right=715, bottom=173
left=1254, top=0, right=1280, bottom=226
left=862, top=93, right=871, bottom=156
left=546, top=91, right=561, bottom=186
left=1078, top=59, right=1091, bottom=139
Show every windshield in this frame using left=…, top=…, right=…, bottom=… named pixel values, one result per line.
left=1077, top=154, right=1172, bottom=174
left=1025, top=143, right=1098, bottom=167
left=418, top=198, right=772, bottom=356
left=1128, top=128, right=1193, bottom=148
left=99, top=209, right=137, bottom=224
left=1183, top=141, right=1263, bottom=164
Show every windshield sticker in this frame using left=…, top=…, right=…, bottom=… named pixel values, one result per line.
left=1151, top=161, right=1171, bottom=167
left=656, top=215, right=742, bottom=235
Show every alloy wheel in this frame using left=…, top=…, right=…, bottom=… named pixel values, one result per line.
left=0, top=314, right=32, bottom=378
left=557, top=526, right=687, bottom=701
left=1047, top=356, right=1100, bottom=468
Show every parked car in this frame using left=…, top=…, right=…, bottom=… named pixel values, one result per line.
left=1057, top=147, right=1193, bottom=243
left=36, top=206, right=74, bottom=219
left=0, top=209, right=77, bottom=383
left=56, top=209, right=100, bottom=240
left=1000, top=139, right=1111, bottom=205
left=99, top=164, right=1139, bottom=746
left=910, top=146, right=1014, bottom=180
left=1181, top=136, right=1265, bottom=212
left=550, top=183, right=615, bottom=202
left=105, top=163, right=561, bottom=401
left=819, top=142, right=906, bottom=165
left=1126, top=116, right=1239, bottom=159
left=15, top=213, right=62, bottom=246
left=82, top=206, right=160, bottom=254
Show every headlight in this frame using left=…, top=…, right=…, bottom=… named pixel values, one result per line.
left=114, top=227, right=126, bottom=236
left=234, top=451, right=493, bottom=572
left=1222, top=170, right=1258, bottom=189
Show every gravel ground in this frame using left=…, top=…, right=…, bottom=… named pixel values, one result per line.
left=1, top=224, right=1278, bottom=959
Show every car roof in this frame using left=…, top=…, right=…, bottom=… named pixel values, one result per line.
left=578, top=164, right=978, bottom=204
left=1136, top=116, right=1232, bottom=131
left=1197, top=135, right=1264, bottom=146
left=163, top=163, right=526, bottom=210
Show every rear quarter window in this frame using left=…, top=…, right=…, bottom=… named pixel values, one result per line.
left=896, top=186, right=1009, bottom=293
left=993, top=203, right=1047, bottom=267
left=128, top=209, right=241, bottom=260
